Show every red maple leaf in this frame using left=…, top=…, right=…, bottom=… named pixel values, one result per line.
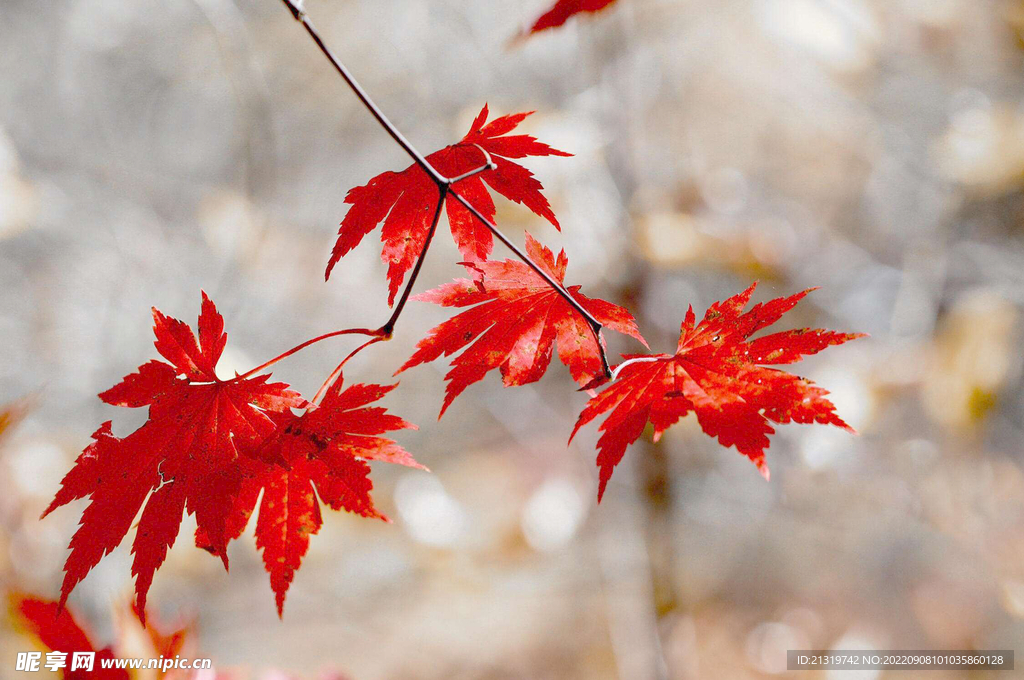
left=325, top=104, right=571, bottom=304
left=524, top=0, right=619, bottom=35
left=397, top=233, right=647, bottom=416
left=196, top=377, right=422, bottom=616
left=570, top=283, right=864, bottom=500
left=43, top=293, right=304, bottom=618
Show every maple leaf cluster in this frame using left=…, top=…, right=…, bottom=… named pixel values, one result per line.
left=333, top=108, right=860, bottom=501
left=44, top=97, right=862, bottom=621
left=404, top=257, right=861, bottom=499
left=44, top=294, right=421, bottom=617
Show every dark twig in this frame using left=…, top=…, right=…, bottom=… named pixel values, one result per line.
left=280, top=0, right=445, bottom=184
left=380, top=187, right=449, bottom=336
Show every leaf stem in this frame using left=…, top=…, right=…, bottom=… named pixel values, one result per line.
left=276, top=0, right=612, bottom=378
left=236, top=327, right=383, bottom=380
left=311, top=335, right=387, bottom=405
left=236, top=190, right=447, bottom=382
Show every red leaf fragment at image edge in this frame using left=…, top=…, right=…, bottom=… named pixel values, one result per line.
left=9, top=592, right=189, bottom=679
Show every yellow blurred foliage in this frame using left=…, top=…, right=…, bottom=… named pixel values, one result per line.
left=921, top=290, right=1018, bottom=429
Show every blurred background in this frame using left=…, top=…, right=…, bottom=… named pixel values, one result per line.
left=2, top=0, right=1024, bottom=677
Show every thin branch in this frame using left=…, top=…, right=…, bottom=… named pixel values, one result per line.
left=447, top=189, right=609, bottom=343
left=280, top=0, right=446, bottom=184
left=236, top=326, right=383, bottom=380
left=243, top=190, right=446, bottom=382
left=277, top=0, right=612, bottom=378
